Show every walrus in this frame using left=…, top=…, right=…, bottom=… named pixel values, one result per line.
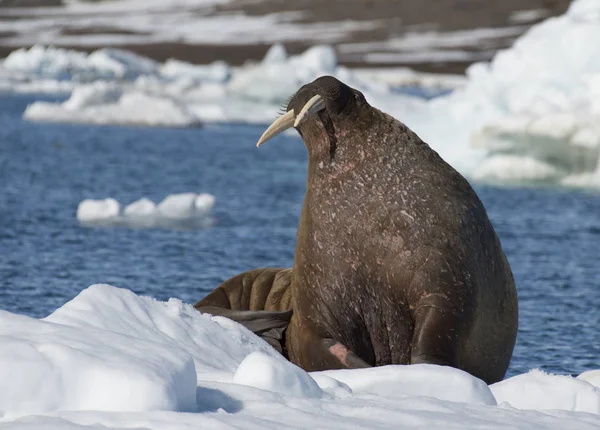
left=195, top=268, right=293, bottom=354
left=197, top=76, right=518, bottom=384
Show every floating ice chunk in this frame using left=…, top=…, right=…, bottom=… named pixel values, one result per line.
left=262, top=43, right=288, bottom=64
left=579, top=370, right=600, bottom=388
left=227, top=44, right=338, bottom=105
left=158, top=193, right=201, bottom=220
left=123, top=197, right=157, bottom=218
left=2, top=46, right=157, bottom=82
left=160, top=59, right=231, bottom=83
left=76, top=198, right=120, bottom=224
left=123, top=198, right=158, bottom=227
left=62, top=82, right=122, bottom=110
left=471, top=155, right=565, bottom=183
left=86, top=48, right=159, bottom=80
left=194, top=193, right=216, bottom=217
left=491, top=369, right=600, bottom=413
left=77, top=193, right=215, bottom=228
left=315, top=364, right=497, bottom=406
left=24, top=84, right=201, bottom=128
left=410, top=0, right=600, bottom=186
left=233, top=352, right=323, bottom=399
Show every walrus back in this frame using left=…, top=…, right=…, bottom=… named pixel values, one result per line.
left=194, top=268, right=293, bottom=312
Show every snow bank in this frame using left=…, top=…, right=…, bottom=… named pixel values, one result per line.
left=0, top=287, right=197, bottom=415
left=413, top=0, right=600, bottom=186
left=77, top=193, right=215, bottom=228
left=316, top=364, right=497, bottom=406
left=1, top=285, right=600, bottom=429
left=491, top=369, right=600, bottom=414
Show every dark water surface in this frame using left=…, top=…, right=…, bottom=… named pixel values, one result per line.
left=1, top=94, right=598, bottom=378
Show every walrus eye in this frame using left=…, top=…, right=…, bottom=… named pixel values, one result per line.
left=294, top=95, right=326, bottom=127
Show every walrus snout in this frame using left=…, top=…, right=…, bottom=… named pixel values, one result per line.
left=256, top=76, right=354, bottom=147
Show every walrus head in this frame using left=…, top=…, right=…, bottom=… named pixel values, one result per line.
left=256, top=76, right=370, bottom=161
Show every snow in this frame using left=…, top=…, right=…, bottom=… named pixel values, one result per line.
left=316, top=365, right=497, bottom=406
left=77, top=193, right=215, bottom=228
left=579, top=370, right=600, bottom=388
left=233, top=352, right=324, bottom=399
left=1, top=284, right=600, bottom=429
left=490, top=369, right=600, bottom=414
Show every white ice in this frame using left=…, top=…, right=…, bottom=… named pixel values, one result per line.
left=1, top=284, right=600, bottom=430
left=77, top=193, right=215, bottom=228
left=16, top=44, right=427, bottom=127
left=408, top=0, right=600, bottom=186
left=24, top=81, right=201, bottom=127
left=4, top=0, right=600, bottom=188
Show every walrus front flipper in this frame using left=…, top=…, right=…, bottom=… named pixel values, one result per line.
left=287, top=322, right=371, bottom=370
left=198, top=306, right=293, bottom=354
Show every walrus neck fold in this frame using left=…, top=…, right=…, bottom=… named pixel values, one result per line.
left=317, top=110, right=338, bottom=162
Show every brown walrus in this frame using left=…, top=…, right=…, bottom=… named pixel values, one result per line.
left=195, top=268, right=293, bottom=354
left=197, top=76, right=518, bottom=384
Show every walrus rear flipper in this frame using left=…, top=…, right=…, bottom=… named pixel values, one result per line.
left=198, top=306, right=293, bottom=355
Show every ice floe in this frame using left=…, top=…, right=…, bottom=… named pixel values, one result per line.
left=1, top=284, right=600, bottom=429
left=24, top=82, right=201, bottom=127
left=77, top=193, right=215, bottom=228
left=413, top=0, right=600, bottom=186
left=3, top=0, right=600, bottom=188
left=14, top=44, right=427, bottom=127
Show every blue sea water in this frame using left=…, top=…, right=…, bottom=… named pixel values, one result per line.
left=0, top=93, right=598, bottom=378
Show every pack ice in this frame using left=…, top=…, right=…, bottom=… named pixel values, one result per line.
left=1, top=0, right=599, bottom=188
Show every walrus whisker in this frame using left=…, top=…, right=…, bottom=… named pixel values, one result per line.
left=256, top=109, right=296, bottom=147
left=294, top=95, right=326, bottom=127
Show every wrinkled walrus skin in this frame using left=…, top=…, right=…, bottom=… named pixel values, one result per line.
left=195, top=268, right=293, bottom=354
left=198, top=76, right=518, bottom=384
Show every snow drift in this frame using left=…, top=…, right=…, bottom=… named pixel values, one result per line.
left=1, top=284, right=599, bottom=429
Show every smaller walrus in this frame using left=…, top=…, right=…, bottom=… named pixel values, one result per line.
left=195, top=268, right=293, bottom=354
left=197, top=76, right=518, bottom=384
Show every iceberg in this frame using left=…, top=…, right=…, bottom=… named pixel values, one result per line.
left=12, top=43, right=426, bottom=127
left=2, top=45, right=159, bottom=82
left=24, top=82, right=201, bottom=127
left=5, top=0, right=600, bottom=188
left=1, top=284, right=599, bottom=429
left=413, top=0, right=600, bottom=186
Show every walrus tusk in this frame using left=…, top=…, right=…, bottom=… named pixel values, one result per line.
left=256, top=110, right=296, bottom=147
left=294, top=95, right=326, bottom=127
